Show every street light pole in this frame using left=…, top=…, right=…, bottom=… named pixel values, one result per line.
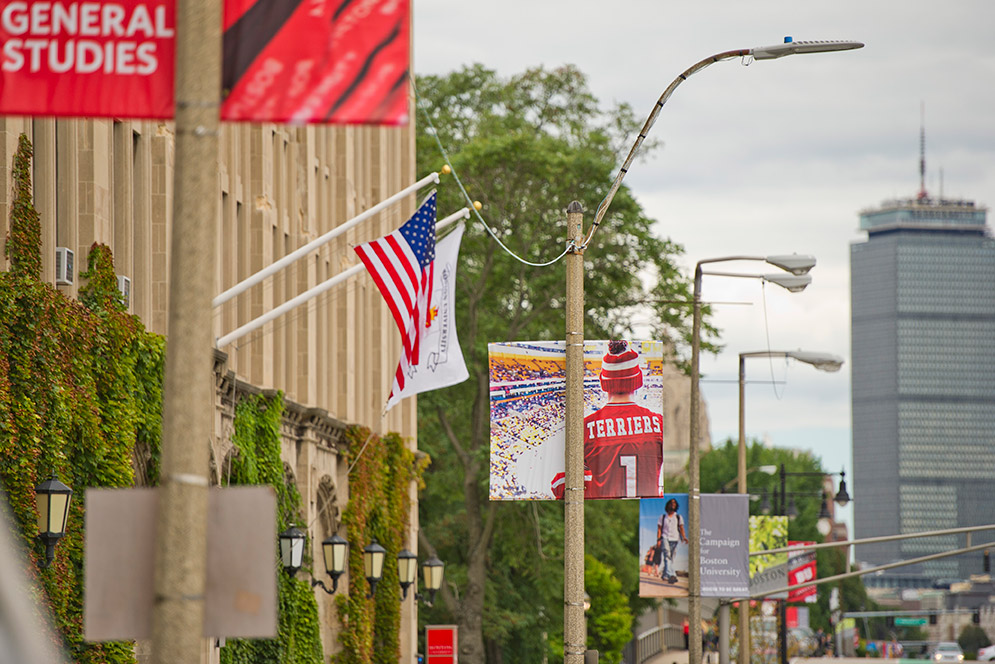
left=691, top=257, right=818, bottom=664
left=564, top=201, right=586, bottom=664
left=150, top=0, right=220, bottom=660
left=562, top=37, right=861, bottom=664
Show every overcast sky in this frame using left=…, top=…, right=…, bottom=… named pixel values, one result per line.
left=413, top=0, right=995, bottom=534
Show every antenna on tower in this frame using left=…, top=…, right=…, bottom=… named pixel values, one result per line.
left=918, top=102, right=927, bottom=201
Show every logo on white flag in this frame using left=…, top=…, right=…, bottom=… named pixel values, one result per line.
left=385, top=223, right=468, bottom=410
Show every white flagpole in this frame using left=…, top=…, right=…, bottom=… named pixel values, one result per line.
left=216, top=207, right=470, bottom=348
left=212, top=171, right=441, bottom=308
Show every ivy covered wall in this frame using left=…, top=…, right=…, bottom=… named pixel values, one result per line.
left=0, top=133, right=421, bottom=663
left=0, top=136, right=164, bottom=664
left=335, top=427, right=427, bottom=664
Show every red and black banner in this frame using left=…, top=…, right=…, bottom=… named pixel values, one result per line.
left=221, top=0, right=409, bottom=125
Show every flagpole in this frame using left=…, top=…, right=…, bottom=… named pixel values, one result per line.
left=212, top=171, right=443, bottom=308
left=216, top=207, right=470, bottom=348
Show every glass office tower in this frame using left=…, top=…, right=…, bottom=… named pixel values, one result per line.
left=851, top=193, right=995, bottom=586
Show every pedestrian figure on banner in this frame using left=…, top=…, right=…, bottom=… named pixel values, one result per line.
left=657, top=497, right=688, bottom=584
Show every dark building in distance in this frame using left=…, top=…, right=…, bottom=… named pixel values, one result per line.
left=851, top=161, right=995, bottom=587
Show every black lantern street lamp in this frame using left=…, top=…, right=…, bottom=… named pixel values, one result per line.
left=419, top=556, right=444, bottom=606
left=398, top=549, right=418, bottom=599
left=834, top=471, right=851, bottom=507
left=363, top=539, right=386, bottom=597
left=35, top=473, right=72, bottom=568
left=312, top=533, right=348, bottom=594
left=279, top=524, right=306, bottom=576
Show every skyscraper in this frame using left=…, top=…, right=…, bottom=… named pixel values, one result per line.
left=851, top=142, right=995, bottom=585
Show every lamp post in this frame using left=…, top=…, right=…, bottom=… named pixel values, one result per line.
left=691, top=255, right=815, bottom=664
left=734, top=350, right=843, bottom=664
left=563, top=36, right=863, bottom=664
left=759, top=466, right=851, bottom=664
left=34, top=473, right=72, bottom=569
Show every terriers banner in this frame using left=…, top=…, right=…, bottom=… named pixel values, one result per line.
left=221, top=0, right=410, bottom=124
left=488, top=340, right=665, bottom=501
left=0, top=0, right=176, bottom=118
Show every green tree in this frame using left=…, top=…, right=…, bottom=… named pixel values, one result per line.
left=413, top=64, right=713, bottom=664
left=959, top=624, right=991, bottom=658
left=585, top=555, right=633, bottom=664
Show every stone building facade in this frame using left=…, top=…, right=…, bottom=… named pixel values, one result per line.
left=0, top=115, right=421, bottom=661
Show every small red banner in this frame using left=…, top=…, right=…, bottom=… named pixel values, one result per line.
left=788, top=541, right=817, bottom=603
left=0, top=0, right=176, bottom=118
left=220, top=0, right=409, bottom=124
left=426, top=625, right=457, bottom=664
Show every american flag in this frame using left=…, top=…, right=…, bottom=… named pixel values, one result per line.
left=355, top=193, right=437, bottom=391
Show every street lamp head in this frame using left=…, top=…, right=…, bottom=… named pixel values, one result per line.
left=421, top=556, right=445, bottom=606
left=35, top=473, right=72, bottom=569
left=751, top=37, right=865, bottom=61
left=765, top=254, right=816, bottom=276
left=363, top=539, right=386, bottom=597
left=398, top=548, right=418, bottom=599
left=834, top=471, right=851, bottom=507
left=278, top=524, right=306, bottom=576
left=786, top=350, right=845, bottom=373
left=763, top=273, right=811, bottom=293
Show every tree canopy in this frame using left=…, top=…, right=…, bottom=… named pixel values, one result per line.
left=413, top=64, right=713, bottom=664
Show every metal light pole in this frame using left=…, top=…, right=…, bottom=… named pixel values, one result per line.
left=735, top=350, right=843, bottom=664
left=691, top=256, right=815, bottom=664
left=564, top=201, right=586, bottom=664
left=559, top=36, right=861, bottom=664
left=150, top=0, right=220, bottom=660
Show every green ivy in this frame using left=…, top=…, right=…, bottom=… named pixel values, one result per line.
left=4, top=134, right=41, bottom=278
left=0, top=133, right=418, bottom=664
left=0, top=136, right=164, bottom=664
left=220, top=392, right=323, bottom=664
left=333, top=427, right=427, bottom=664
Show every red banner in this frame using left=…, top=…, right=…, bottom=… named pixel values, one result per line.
left=0, top=0, right=176, bottom=118
left=426, top=625, right=457, bottom=664
left=788, top=541, right=817, bottom=603
left=220, top=0, right=409, bottom=124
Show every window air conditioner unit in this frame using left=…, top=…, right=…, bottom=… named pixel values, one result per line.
left=55, top=247, right=74, bottom=285
left=117, top=275, right=131, bottom=307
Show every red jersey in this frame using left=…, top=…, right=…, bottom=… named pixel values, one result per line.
left=583, top=401, right=664, bottom=499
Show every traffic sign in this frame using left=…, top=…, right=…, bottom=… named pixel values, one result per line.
left=894, top=617, right=927, bottom=626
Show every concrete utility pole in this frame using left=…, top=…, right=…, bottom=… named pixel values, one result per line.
left=564, top=201, right=586, bottom=664
left=150, top=0, right=220, bottom=660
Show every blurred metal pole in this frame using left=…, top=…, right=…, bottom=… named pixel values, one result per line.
left=564, top=201, right=586, bottom=664
left=150, top=0, right=220, bottom=660
left=689, top=264, right=703, bottom=664
left=719, top=602, right=730, bottom=664
left=737, top=355, right=750, bottom=664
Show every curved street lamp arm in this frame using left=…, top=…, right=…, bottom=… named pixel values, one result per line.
left=580, top=49, right=749, bottom=249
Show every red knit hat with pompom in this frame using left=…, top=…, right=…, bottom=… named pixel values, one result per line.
left=599, top=340, right=643, bottom=394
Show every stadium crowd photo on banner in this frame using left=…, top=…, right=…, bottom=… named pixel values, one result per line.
left=488, top=339, right=665, bottom=501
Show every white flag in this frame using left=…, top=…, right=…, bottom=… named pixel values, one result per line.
left=385, top=223, right=468, bottom=411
